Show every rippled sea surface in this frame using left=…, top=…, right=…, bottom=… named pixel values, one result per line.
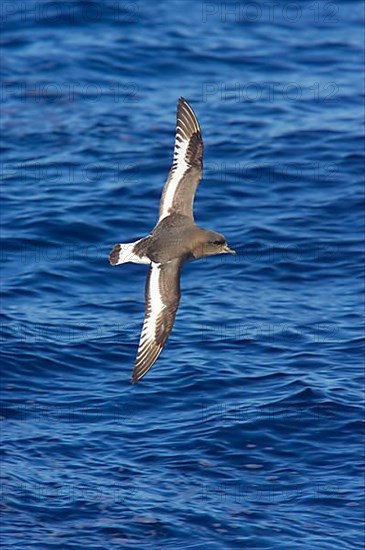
left=1, top=1, right=364, bottom=548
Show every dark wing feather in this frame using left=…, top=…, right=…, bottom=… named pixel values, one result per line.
left=159, top=98, right=203, bottom=221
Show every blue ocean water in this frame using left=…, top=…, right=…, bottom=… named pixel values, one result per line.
left=1, top=1, right=364, bottom=548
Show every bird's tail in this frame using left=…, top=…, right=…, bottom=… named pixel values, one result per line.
left=109, top=240, right=149, bottom=266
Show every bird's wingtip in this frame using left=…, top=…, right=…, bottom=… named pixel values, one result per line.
left=131, top=370, right=139, bottom=384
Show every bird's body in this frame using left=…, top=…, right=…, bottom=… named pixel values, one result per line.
left=109, top=98, right=234, bottom=383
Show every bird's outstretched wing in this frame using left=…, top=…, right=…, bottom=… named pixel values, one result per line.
left=159, top=97, right=203, bottom=222
left=132, top=259, right=182, bottom=383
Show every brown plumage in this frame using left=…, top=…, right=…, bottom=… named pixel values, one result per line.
left=109, top=98, right=235, bottom=383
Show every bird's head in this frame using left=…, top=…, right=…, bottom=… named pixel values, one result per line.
left=193, top=230, right=236, bottom=259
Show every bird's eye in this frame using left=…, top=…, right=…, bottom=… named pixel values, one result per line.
left=213, top=240, right=224, bottom=245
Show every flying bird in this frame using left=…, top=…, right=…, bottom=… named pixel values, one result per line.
left=109, top=98, right=235, bottom=383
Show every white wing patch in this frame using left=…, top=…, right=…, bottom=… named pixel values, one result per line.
left=159, top=136, right=190, bottom=221
left=132, top=262, right=165, bottom=382
left=143, top=262, right=164, bottom=342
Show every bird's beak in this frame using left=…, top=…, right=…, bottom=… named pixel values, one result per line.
left=223, top=244, right=236, bottom=255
